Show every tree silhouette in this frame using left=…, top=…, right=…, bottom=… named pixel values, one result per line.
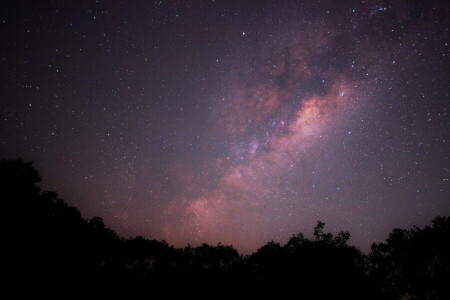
left=370, top=216, right=450, bottom=299
left=2, top=158, right=448, bottom=298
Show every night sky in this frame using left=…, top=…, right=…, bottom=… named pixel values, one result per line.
left=1, top=0, right=449, bottom=254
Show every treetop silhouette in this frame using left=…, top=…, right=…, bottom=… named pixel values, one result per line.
left=2, top=158, right=448, bottom=299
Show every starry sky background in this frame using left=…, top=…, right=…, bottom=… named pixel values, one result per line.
left=1, top=0, right=449, bottom=254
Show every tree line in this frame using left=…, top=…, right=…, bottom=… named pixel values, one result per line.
left=2, top=158, right=449, bottom=299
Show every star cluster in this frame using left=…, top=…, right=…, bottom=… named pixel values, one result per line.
left=0, top=0, right=448, bottom=253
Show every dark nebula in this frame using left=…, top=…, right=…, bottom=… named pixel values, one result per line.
left=1, top=0, right=448, bottom=254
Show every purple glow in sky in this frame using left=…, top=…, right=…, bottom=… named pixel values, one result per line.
left=1, top=0, right=448, bottom=253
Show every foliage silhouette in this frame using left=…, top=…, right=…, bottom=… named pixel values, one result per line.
left=370, top=216, right=450, bottom=299
left=2, top=158, right=449, bottom=299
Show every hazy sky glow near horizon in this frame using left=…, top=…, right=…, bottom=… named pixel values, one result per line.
left=1, top=0, right=449, bottom=254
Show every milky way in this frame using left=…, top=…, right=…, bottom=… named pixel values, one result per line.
left=1, top=1, right=448, bottom=253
